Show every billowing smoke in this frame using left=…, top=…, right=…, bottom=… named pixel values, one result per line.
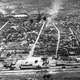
left=46, top=0, right=63, bottom=27
left=48, top=0, right=63, bottom=17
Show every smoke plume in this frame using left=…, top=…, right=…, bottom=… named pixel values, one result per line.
left=48, top=0, right=63, bottom=17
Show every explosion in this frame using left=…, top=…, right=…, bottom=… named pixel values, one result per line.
left=29, top=0, right=63, bottom=57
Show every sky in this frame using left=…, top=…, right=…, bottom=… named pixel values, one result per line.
left=0, top=0, right=51, bottom=14
left=0, top=0, right=79, bottom=14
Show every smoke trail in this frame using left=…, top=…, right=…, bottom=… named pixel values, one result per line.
left=29, top=0, right=63, bottom=57
left=53, top=22, right=60, bottom=58
left=46, top=0, right=63, bottom=58
left=0, top=21, right=9, bottom=31
left=29, top=21, right=46, bottom=57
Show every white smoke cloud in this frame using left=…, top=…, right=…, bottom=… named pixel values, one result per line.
left=48, top=0, right=63, bottom=17
left=45, top=0, right=63, bottom=27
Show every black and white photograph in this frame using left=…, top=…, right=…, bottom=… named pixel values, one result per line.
left=0, top=0, right=80, bottom=80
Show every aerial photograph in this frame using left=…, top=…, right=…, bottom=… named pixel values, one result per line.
left=0, top=0, right=80, bottom=80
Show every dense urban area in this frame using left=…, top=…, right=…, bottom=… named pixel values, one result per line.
left=0, top=0, right=80, bottom=80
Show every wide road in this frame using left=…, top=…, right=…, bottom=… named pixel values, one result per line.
left=0, top=67, right=80, bottom=80
left=0, top=67, right=80, bottom=75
